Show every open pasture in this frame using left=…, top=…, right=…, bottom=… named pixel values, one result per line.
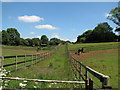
left=1, top=42, right=119, bottom=88
left=68, top=42, right=118, bottom=88
left=68, top=42, right=118, bottom=52
left=4, top=45, right=80, bottom=88
left=2, top=45, right=55, bottom=56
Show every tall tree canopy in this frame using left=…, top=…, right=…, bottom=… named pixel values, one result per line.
left=32, top=38, right=40, bottom=46
left=41, top=35, right=48, bottom=45
left=89, top=22, right=116, bottom=42
left=7, top=28, right=20, bottom=45
left=50, top=38, right=61, bottom=45
left=2, top=30, right=11, bottom=45
left=76, top=22, right=117, bottom=43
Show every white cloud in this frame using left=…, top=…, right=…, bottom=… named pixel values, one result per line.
left=30, top=32, right=35, bottom=34
left=37, top=36, right=41, bottom=39
left=18, top=15, right=44, bottom=22
left=35, top=25, right=57, bottom=30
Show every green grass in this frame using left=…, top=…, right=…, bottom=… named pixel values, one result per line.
left=68, top=42, right=118, bottom=53
left=3, top=55, right=38, bottom=71
left=2, top=45, right=55, bottom=56
left=2, top=48, right=32, bottom=56
left=82, top=51, right=118, bottom=88
left=2, top=42, right=119, bottom=89
left=5, top=45, right=81, bottom=88
left=68, top=42, right=118, bottom=88
left=2, top=45, right=55, bottom=51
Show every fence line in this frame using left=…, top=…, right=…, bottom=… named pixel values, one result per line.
left=0, top=77, right=85, bottom=84
left=0, top=48, right=55, bottom=72
left=66, top=44, right=112, bottom=89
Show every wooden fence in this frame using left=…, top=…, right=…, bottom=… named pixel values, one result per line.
left=66, top=45, right=112, bottom=89
left=0, top=50, right=55, bottom=72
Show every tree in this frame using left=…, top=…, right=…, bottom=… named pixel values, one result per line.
left=25, top=38, right=33, bottom=46
left=76, top=30, right=92, bottom=43
left=2, top=30, right=11, bottom=45
left=76, top=22, right=117, bottom=43
left=32, top=38, right=40, bottom=46
left=20, top=38, right=25, bottom=46
left=7, top=28, right=20, bottom=45
left=41, top=35, right=49, bottom=45
left=107, top=7, right=120, bottom=31
left=89, top=22, right=116, bottom=42
left=50, top=38, right=61, bottom=45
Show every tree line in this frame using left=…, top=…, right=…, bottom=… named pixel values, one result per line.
left=76, top=6, right=120, bottom=43
left=1, top=28, right=70, bottom=46
left=76, top=22, right=118, bottom=43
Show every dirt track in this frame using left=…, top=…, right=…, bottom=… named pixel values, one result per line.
left=70, top=49, right=118, bottom=61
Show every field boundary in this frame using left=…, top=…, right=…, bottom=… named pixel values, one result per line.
left=66, top=44, right=112, bottom=89
left=0, top=44, right=61, bottom=72
left=0, top=51, right=54, bottom=72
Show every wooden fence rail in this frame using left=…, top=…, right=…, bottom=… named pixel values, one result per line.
left=0, top=50, right=55, bottom=72
left=66, top=44, right=112, bottom=89
left=0, top=77, right=85, bottom=84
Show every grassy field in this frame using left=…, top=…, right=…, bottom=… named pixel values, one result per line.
left=2, top=45, right=55, bottom=56
left=2, top=45, right=55, bottom=51
left=68, top=42, right=118, bottom=52
left=5, top=45, right=81, bottom=88
left=68, top=42, right=119, bottom=88
left=1, top=42, right=119, bottom=89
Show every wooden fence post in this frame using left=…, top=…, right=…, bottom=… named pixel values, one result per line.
left=36, top=54, right=37, bottom=64
left=102, top=76, right=111, bottom=89
left=15, top=56, right=17, bottom=70
left=46, top=52, right=48, bottom=57
left=89, top=78, right=93, bottom=90
left=44, top=53, right=45, bottom=59
left=39, top=54, right=40, bottom=61
left=79, top=63, right=82, bottom=81
left=76, top=62, right=78, bottom=77
left=85, top=68, right=88, bottom=80
left=40, top=54, right=41, bottom=61
left=85, top=78, right=89, bottom=90
left=31, top=55, right=33, bottom=65
left=1, top=56, right=4, bottom=72
left=25, top=54, right=26, bottom=67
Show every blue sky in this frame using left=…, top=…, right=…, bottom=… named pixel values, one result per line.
left=2, top=2, right=118, bottom=42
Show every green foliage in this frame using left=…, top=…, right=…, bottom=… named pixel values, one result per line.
left=25, top=38, right=33, bottom=46
left=76, top=22, right=117, bottom=43
left=2, top=30, right=11, bottom=45
left=32, top=38, right=40, bottom=46
left=50, top=38, right=61, bottom=45
left=107, top=7, right=120, bottom=26
left=41, top=35, right=49, bottom=45
left=7, top=28, right=20, bottom=45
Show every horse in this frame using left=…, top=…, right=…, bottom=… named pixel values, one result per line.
left=78, top=48, right=84, bottom=55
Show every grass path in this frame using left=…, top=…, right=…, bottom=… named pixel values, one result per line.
left=7, top=45, right=77, bottom=88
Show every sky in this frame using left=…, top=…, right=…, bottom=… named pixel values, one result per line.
left=2, top=2, right=118, bottom=42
